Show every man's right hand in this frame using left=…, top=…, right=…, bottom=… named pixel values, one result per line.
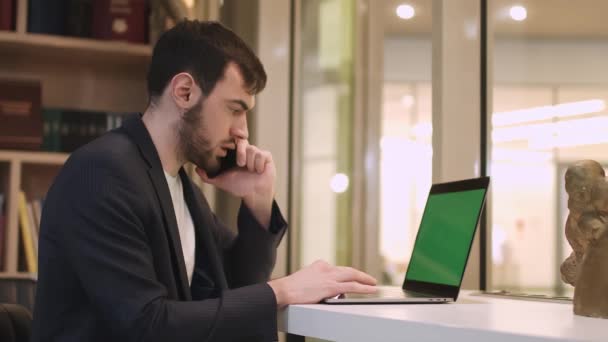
left=267, top=260, right=377, bottom=307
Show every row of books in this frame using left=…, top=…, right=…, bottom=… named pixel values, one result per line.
left=0, top=0, right=177, bottom=44
left=42, top=109, right=132, bottom=153
left=0, top=195, right=37, bottom=311
left=0, top=191, right=42, bottom=273
left=0, top=77, right=133, bottom=152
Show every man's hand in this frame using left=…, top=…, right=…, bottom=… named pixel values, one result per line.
left=197, top=139, right=275, bottom=228
left=267, top=260, right=377, bottom=308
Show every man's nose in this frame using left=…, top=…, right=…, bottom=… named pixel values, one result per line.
left=231, top=115, right=249, bottom=140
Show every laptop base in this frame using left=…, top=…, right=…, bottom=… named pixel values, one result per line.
left=322, top=286, right=454, bottom=304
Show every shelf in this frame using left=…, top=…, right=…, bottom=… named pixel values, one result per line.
left=0, top=31, right=149, bottom=113
left=0, top=31, right=152, bottom=68
left=0, top=272, right=37, bottom=280
left=0, top=150, right=69, bottom=165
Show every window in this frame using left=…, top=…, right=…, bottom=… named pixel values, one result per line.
left=295, top=0, right=356, bottom=268
left=379, top=0, right=433, bottom=285
left=489, top=0, right=608, bottom=295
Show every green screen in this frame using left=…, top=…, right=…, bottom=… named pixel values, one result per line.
left=405, top=189, right=486, bottom=286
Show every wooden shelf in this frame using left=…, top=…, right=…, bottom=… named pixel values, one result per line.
left=0, top=32, right=149, bottom=113
left=0, top=150, right=69, bottom=273
left=0, top=150, right=69, bottom=165
left=0, top=31, right=151, bottom=68
left=0, top=0, right=153, bottom=274
left=0, top=272, right=37, bottom=280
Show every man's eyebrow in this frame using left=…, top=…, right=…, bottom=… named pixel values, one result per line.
left=227, top=99, right=249, bottom=111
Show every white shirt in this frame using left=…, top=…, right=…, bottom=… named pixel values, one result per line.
left=164, top=171, right=196, bottom=285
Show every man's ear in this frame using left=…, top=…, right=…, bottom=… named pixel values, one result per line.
left=170, top=72, right=202, bottom=110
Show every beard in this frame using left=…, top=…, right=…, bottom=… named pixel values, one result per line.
left=177, top=98, right=221, bottom=175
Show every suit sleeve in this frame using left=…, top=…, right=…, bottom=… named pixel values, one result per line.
left=61, top=161, right=279, bottom=342
left=208, top=200, right=288, bottom=288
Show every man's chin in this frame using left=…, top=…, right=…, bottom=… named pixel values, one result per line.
left=195, top=159, right=222, bottom=178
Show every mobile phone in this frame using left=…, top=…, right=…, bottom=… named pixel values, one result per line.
left=207, top=148, right=238, bottom=178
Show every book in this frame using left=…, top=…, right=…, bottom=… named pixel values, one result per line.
left=92, top=0, right=148, bottom=43
left=58, top=110, right=107, bottom=153
left=42, top=109, right=62, bottom=152
left=0, top=0, right=15, bottom=31
left=31, top=200, right=42, bottom=234
left=28, top=0, right=94, bottom=38
left=25, top=202, right=38, bottom=257
left=27, top=0, right=68, bottom=35
left=0, top=79, right=43, bottom=150
left=43, top=109, right=114, bottom=152
left=17, top=191, right=37, bottom=273
left=66, top=0, right=93, bottom=37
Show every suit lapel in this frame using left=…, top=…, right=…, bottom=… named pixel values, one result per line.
left=148, top=169, right=192, bottom=300
left=120, top=115, right=192, bottom=300
left=180, top=170, right=228, bottom=290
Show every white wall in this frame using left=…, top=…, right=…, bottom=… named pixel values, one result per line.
left=384, top=37, right=433, bottom=82
left=384, top=36, right=608, bottom=85
left=256, top=0, right=291, bottom=279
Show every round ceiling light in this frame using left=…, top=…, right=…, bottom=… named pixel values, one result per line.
left=396, top=4, right=415, bottom=20
left=509, top=5, right=527, bottom=21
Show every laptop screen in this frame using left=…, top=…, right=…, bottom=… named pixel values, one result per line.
left=404, top=188, right=487, bottom=286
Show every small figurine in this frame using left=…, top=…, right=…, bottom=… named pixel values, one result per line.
left=561, top=160, right=608, bottom=318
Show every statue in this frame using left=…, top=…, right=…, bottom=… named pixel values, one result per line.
left=561, top=160, right=608, bottom=318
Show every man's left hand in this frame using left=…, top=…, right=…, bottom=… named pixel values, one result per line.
left=196, top=139, right=275, bottom=228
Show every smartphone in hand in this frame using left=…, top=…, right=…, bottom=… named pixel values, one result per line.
left=207, top=148, right=238, bottom=178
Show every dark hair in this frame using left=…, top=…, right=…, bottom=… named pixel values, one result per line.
left=147, top=20, right=266, bottom=103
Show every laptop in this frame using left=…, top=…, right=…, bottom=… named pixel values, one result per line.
left=324, top=176, right=490, bottom=304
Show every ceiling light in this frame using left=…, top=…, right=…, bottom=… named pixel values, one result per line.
left=396, top=4, right=415, bottom=20
left=509, top=5, right=527, bottom=21
left=330, top=173, right=349, bottom=193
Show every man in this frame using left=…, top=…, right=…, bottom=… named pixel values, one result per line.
left=32, top=20, right=377, bottom=341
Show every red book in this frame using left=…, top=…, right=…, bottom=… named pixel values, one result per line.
left=92, top=0, right=147, bottom=43
left=0, top=79, right=43, bottom=150
left=0, top=0, right=15, bottom=31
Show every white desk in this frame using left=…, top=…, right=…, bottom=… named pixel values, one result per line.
left=278, top=291, right=608, bottom=341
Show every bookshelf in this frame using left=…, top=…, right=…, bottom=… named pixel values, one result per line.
left=0, top=0, right=154, bottom=275
left=0, top=30, right=150, bottom=113
left=0, top=151, right=68, bottom=273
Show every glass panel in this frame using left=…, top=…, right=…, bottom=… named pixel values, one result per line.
left=297, top=0, right=355, bottom=268
left=489, top=0, right=608, bottom=296
left=379, top=0, right=432, bottom=285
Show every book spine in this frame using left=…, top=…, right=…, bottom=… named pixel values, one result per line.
left=0, top=0, right=15, bottom=31
left=0, top=79, right=43, bottom=150
left=27, top=0, right=68, bottom=35
left=17, top=192, right=37, bottom=274
left=25, top=202, right=38, bottom=258
left=31, top=200, right=41, bottom=234
left=92, top=0, right=148, bottom=43
left=66, top=0, right=93, bottom=37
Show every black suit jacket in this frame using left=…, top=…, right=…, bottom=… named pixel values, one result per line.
left=32, top=115, right=287, bottom=342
